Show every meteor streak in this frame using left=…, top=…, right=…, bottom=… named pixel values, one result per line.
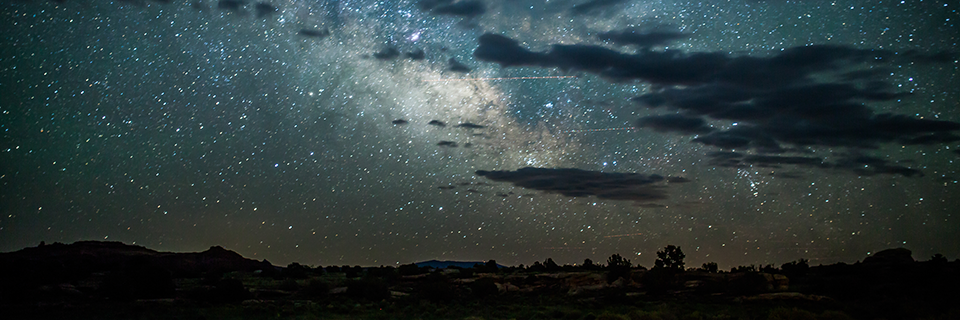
left=422, top=76, right=577, bottom=82
left=564, top=127, right=637, bottom=133
left=603, top=233, right=644, bottom=238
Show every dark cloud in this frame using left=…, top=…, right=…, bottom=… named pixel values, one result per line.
left=831, top=155, right=924, bottom=177
left=447, top=58, right=472, bottom=73
left=298, top=28, right=330, bottom=39
left=419, top=0, right=486, bottom=17
left=636, top=114, right=714, bottom=135
left=570, top=0, right=627, bottom=16
left=598, top=28, right=687, bottom=48
left=768, top=172, right=805, bottom=179
left=437, top=141, right=459, bottom=147
left=405, top=49, right=426, bottom=60
left=706, top=151, right=922, bottom=177
left=473, top=34, right=549, bottom=68
left=373, top=47, right=401, bottom=60
left=473, top=33, right=960, bottom=176
left=475, top=167, right=691, bottom=203
left=457, top=122, right=485, bottom=129
left=218, top=0, right=244, bottom=11
left=474, top=34, right=950, bottom=87
left=254, top=2, right=277, bottom=18
left=417, top=0, right=451, bottom=10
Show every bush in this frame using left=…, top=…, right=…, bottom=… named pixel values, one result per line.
left=344, top=266, right=363, bottom=279
left=416, top=273, right=456, bottom=303
left=766, top=307, right=816, bottom=320
left=211, top=278, right=251, bottom=303
left=100, top=257, right=175, bottom=300
left=279, top=278, right=300, bottom=291
left=469, top=277, right=499, bottom=298
left=627, top=310, right=664, bottom=320
left=607, top=254, right=633, bottom=283
left=300, top=279, right=330, bottom=298
left=701, top=262, right=718, bottom=273
left=345, top=278, right=390, bottom=301
left=597, top=312, right=629, bottom=320
left=780, top=259, right=809, bottom=279
left=641, top=267, right=678, bottom=295
left=399, top=263, right=426, bottom=276
left=728, top=272, right=769, bottom=295
left=282, top=262, right=309, bottom=279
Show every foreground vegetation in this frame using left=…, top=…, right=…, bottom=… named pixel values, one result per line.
left=3, top=243, right=958, bottom=319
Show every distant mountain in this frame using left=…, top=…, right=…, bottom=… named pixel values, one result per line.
left=0, top=241, right=277, bottom=280
left=414, top=259, right=504, bottom=269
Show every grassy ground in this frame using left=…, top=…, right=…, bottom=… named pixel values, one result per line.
left=7, top=270, right=959, bottom=320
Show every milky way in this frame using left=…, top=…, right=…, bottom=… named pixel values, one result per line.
left=1, top=0, right=958, bottom=269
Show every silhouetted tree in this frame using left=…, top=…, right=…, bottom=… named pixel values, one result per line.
left=283, top=262, right=309, bottom=279
left=930, top=253, right=948, bottom=265
left=760, top=264, right=778, bottom=273
left=483, top=260, right=500, bottom=273
left=368, top=266, right=398, bottom=282
left=606, top=254, right=632, bottom=283
left=344, top=265, right=362, bottom=278
left=701, top=262, right=719, bottom=273
left=583, top=258, right=596, bottom=270
left=529, top=261, right=546, bottom=272
left=607, top=254, right=632, bottom=268
left=780, top=259, right=809, bottom=279
left=544, top=258, right=560, bottom=272
left=731, top=265, right=757, bottom=273
left=399, top=263, right=426, bottom=276
left=654, top=245, right=685, bottom=271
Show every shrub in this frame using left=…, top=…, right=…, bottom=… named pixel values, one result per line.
left=300, top=279, right=330, bottom=298
left=766, top=307, right=816, bottom=320
left=627, top=310, right=664, bottom=320
left=597, top=312, right=629, bottom=320
left=780, top=259, right=809, bottom=279
left=607, top=254, right=633, bottom=283
left=416, top=273, right=456, bottom=303
left=100, top=257, right=175, bottom=300
left=641, top=267, right=678, bottom=295
left=469, top=277, right=499, bottom=298
left=211, top=278, right=251, bottom=303
left=399, top=263, right=426, bottom=276
left=344, top=265, right=362, bottom=279
left=701, top=262, right=719, bottom=273
left=727, top=272, right=769, bottom=295
left=279, top=278, right=300, bottom=291
left=345, top=278, right=390, bottom=301
left=282, top=262, right=309, bottom=279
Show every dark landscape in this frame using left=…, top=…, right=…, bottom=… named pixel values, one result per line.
left=2, top=241, right=958, bottom=320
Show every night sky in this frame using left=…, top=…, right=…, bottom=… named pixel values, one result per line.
left=1, top=0, right=958, bottom=270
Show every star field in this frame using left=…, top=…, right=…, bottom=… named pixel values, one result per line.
left=1, top=0, right=958, bottom=270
